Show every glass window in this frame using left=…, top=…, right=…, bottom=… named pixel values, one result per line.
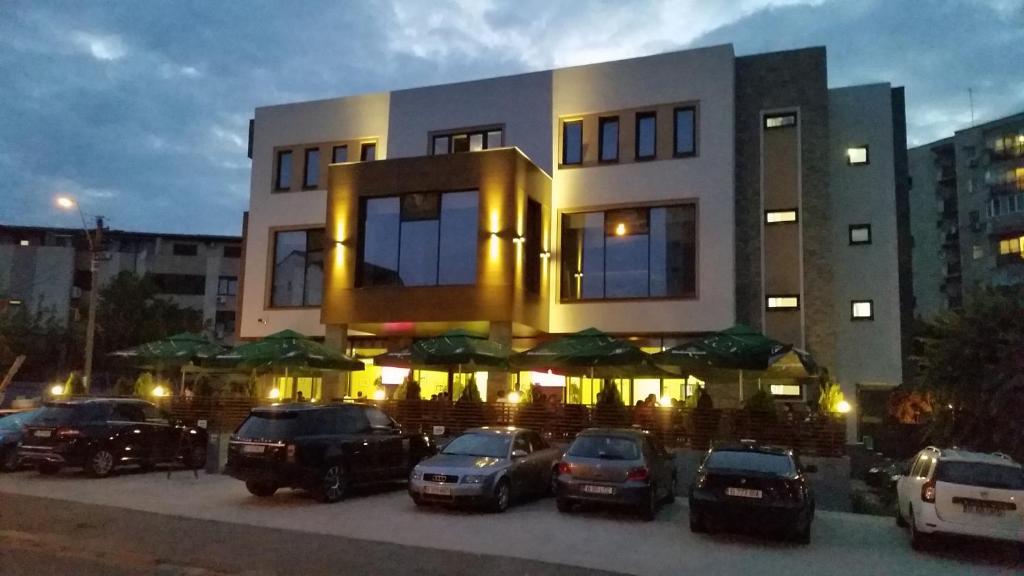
left=442, top=433, right=511, bottom=458
left=399, top=193, right=441, bottom=286
left=649, top=205, right=696, bottom=298
left=271, top=229, right=324, bottom=307
left=432, top=129, right=502, bottom=155
left=847, top=146, right=869, bottom=165
left=605, top=208, right=649, bottom=298
left=360, top=143, right=376, bottom=161
left=364, top=407, right=394, bottom=429
left=332, top=145, right=348, bottom=163
left=438, top=191, right=479, bottom=285
left=452, top=135, right=469, bottom=153
left=173, top=243, right=198, bottom=256
left=764, top=113, right=797, bottom=129
left=217, top=276, right=238, bottom=296
left=767, top=296, right=800, bottom=310
left=934, top=461, right=1024, bottom=490
left=303, top=148, right=320, bottom=188
left=236, top=412, right=299, bottom=441
left=568, top=435, right=640, bottom=460
left=770, top=384, right=802, bottom=398
left=599, top=117, right=619, bottom=162
left=673, top=107, right=696, bottom=156
left=275, top=150, right=292, bottom=190
left=562, top=119, right=582, bottom=165
left=223, top=245, right=242, bottom=258
left=850, top=224, right=871, bottom=245
left=469, top=133, right=484, bottom=152
left=851, top=300, right=873, bottom=320
left=705, top=450, right=796, bottom=474
left=361, top=197, right=401, bottom=286
left=111, top=403, right=146, bottom=423
left=635, top=112, right=656, bottom=160
left=524, top=199, right=542, bottom=294
left=513, top=434, right=532, bottom=454
left=432, top=135, right=449, bottom=155
left=486, top=130, right=502, bottom=149
left=765, top=210, right=798, bottom=224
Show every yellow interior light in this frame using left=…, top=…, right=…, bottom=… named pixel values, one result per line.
left=151, top=385, right=168, bottom=398
left=267, top=388, right=281, bottom=400
left=507, top=391, right=521, bottom=404
left=373, top=389, right=386, bottom=401
left=659, top=395, right=674, bottom=407
left=615, top=223, right=626, bottom=236
left=50, top=384, right=64, bottom=396
left=836, top=400, right=852, bottom=414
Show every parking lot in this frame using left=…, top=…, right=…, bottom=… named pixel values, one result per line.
left=0, top=468, right=1019, bottom=576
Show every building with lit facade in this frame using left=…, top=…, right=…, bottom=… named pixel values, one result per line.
left=240, top=44, right=909, bottom=440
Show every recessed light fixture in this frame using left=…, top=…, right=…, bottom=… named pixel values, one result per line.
left=615, top=223, right=626, bottom=236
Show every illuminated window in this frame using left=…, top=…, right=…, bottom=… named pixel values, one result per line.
left=18, top=240, right=29, bottom=246
left=849, top=224, right=871, bottom=245
left=360, top=143, right=376, bottom=161
left=635, top=112, right=656, bottom=160
left=765, top=209, right=798, bottom=224
left=766, top=296, right=799, bottom=310
left=847, top=146, right=869, bottom=165
left=764, top=113, right=796, bottom=129
left=432, top=127, right=503, bottom=155
left=303, top=148, right=320, bottom=188
left=851, top=300, right=874, bottom=320
left=332, top=145, right=348, bottom=163
left=997, top=236, right=1024, bottom=266
left=673, top=106, right=696, bottom=157
left=274, top=150, right=292, bottom=190
left=598, top=116, right=619, bottom=162
left=562, top=119, right=583, bottom=165
left=769, top=383, right=802, bottom=398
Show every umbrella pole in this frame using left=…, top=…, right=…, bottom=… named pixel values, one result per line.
left=739, top=370, right=744, bottom=403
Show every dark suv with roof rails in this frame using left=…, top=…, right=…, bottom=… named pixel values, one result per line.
left=226, top=402, right=434, bottom=503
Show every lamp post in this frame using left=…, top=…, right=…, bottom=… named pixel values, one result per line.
left=56, top=196, right=103, bottom=393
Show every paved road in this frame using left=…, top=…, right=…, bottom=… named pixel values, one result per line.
left=0, top=469, right=1019, bottom=576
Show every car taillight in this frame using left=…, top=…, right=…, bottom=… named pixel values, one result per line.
left=557, top=461, right=573, bottom=476
left=921, top=479, right=936, bottom=503
left=626, top=467, right=650, bottom=482
left=285, top=444, right=296, bottom=463
left=55, top=428, right=82, bottom=438
left=695, top=470, right=707, bottom=489
left=785, top=480, right=804, bottom=502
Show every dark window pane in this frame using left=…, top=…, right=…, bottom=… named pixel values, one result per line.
left=332, top=145, right=348, bottom=163
left=303, top=148, right=320, bottom=188
left=400, top=192, right=440, bottom=221
left=568, top=435, right=640, bottom=460
left=272, top=230, right=308, bottom=306
left=599, top=117, right=619, bottom=162
left=236, top=412, right=298, bottom=441
left=649, top=205, right=696, bottom=297
left=934, top=462, right=1024, bottom=490
left=304, top=229, right=324, bottom=306
left=486, top=130, right=502, bottom=149
left=223, top=245, right=242, bottom=258
left=172, top=243, right=197, bottom=256
left=452, top=135, right=469, bottom=153
left=525, top=199, right=542, bottom=294
left=560, top=211, right=606, bottom=300
left=400, top=220, right=439, bottom=286
left=361, top=198, right=401, bottom=286
left=148, top=273, right=206, bottom=295
left=563, top=120, right=582, bottom=165
left=636, top=113, right=656, bottom=159
left=276, top=150, right=292, bottom=189
left=433, top=135, right=449, bottom=155
left=469, top=133, right=484, bottom=152
left=705, top=450, right=795, bottom=475
left=438, top=191, right=478, bottom=285
left=605, top=208, right=649, bottom=298
left=674, top=108, right=695, bottom=156
left=360, top=143, right=376, bottom=161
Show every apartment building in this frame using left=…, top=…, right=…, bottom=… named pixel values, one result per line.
left=0, top=225, right=242, bottom=341
left=241, top=45, right=908, bottom=440
left=908, top=111, right=1024, bottom=319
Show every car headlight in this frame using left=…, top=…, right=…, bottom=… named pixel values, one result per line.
left=411, top=468, right=423, bottom=480
left=462, top=474, right=487, bottom=484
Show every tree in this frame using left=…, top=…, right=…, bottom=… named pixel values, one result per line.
left=912, top=286, right=1024, bottom=459
left=0, top=304, right=73, bottom=381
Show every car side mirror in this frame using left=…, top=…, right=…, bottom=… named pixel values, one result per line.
left=511, top=449, right=528, bottom=459
left=802, top=464, right=818, bottom=474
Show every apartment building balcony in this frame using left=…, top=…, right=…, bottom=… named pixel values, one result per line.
left=323, top=148, right=552, bottom=338
left=987, top=211, right=1024, bottom=237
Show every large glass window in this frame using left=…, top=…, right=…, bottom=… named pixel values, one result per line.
left=673, top=107, right=696, bottom=156
left=359, top=191, right=479, bottom=287
left=303, top=148, right=320, bottom=188
left=599, top=117, right=619, bottom=162
left=332, top=145, right=348, bottom=163
left=360, top=143, right=376, bottom=161
left=271, top=228, right=324, bottom=307
left=560, top=204, right=696, bottom=301
left=635, top=112, right=656, bottom=160
left=432, top=128, right=503, bottom=155
left=562, top=120, right=583, bottom=165
left=275, top=150, right=292, bottom=190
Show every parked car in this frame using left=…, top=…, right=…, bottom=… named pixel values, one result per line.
left=409, top=427, right=561, bottom=512
left=555, top=428, right=676, bottom=521
left=226, top=403, right=434, bottom=503
left=18, top=399, right=208, bottom=477
left=688, top=441, right=816, bottom=543
left=0, top=409, right=40, bottom=472
left=896, top=446, right=1024, bottom=550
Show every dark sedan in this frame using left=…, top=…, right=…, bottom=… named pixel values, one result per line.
left=0, top=409, right=40, bottom=472
left=689, top=442, right=816, bottom=544
left=555, top=428, right=677, bottom=521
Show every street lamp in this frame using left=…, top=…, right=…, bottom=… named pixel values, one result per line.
left=56, top=195, right=103, bottom=393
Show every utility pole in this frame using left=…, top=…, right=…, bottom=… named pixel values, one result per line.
left=82, top=217, right=103, bottom=392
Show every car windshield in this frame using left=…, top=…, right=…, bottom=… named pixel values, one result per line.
left=935, top=461, right=1024, bottom=490
left=236, top=412, right=299, bottom=441
left=705, top=450, right=796, bottom=475
left=567, top=435, right=640, bottom=460
left=33, top=404, right=108, bottom=426
left=442, top=433, right=511, bottom=458
left=0, top=410, right=38, bottom=430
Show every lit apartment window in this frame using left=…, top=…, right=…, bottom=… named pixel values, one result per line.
left=847, top=146, right=870, bottom=165
left=172, top=243, right=198, bottom=256
left=562, top=120, right=583, bottom=165
left=769, top=383, right=802, bottom=398
left=275, top=150, right=292, bottom=190
left=303, top=148, right=320, bottom=188
left=217, top=276, right=238, bottom=296
left=849, top=224, right=872, bottom=245
left=598, top=117, right=619, bottom=162
left=851, top=300, right=874, bottom=320
left=332, top=145, right=348, bottom=163
left=358, top=191, right=479, bottom=287
left=765, top=209, right=798, bottom=224
left=673, top=106, right=696, bottom=157
left=432, top=128, right=503, bottom=155
left=360, top=143, right=376, bottom=162
left=271, top=228, right=324, bottom=307
left=18, top=240, right=29, bottom=246
left=560, top=204, right=696, bottom=301
left=997, top=235, right=1024, bottom=265
left=766, top=296, right=799, bottom=310
left=764, top=113, right=797, bottom=129
left=635, top=112, right=656, bottom=160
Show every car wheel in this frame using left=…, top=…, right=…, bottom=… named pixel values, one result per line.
left=187, top=445, right=207, bottom=470
left=556, top=497, right=574, bottom=513
left=491, top=478, right=511, bottom=513
left=38, top=463, right=61, bottom=476
left=313, top=465, right=348, bottom=504
left=689, top=510, right=706, bottom=533
left=791, top=515, right=812, bottom=545
left=411, top=494, right=428, bottom=508
left=909, top=506, right=930, bottom=551
left=639, top=485, right=657, bottom=521
left=1, top=447, right=19, bottom=472
left=548, top=467, right=559, bottom=497
left=87, top=448, right=116, bottom=478
left=245, top=480, right=278, bottom=498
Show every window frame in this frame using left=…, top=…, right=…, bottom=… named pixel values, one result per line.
left=851, top=299, right=874, bottom=321
left=847, top=145, right=870, bottom=166
left=849, top=224, right=872, bottom=245
left=274, top=149, right=292, bottom=191
left=598, top=116, right=619, bottom=163
left=331, top=145, right=348, bottom=164
left=561, top=119, right=583, bottom=166
left=268, top=227, right=326, bottom=309
left=672, top=106, right=697, bottom=158
left=302, top=147, right=320, bottom=189
left=766, top=295, right=800, bottom=311
left=217, top=275, right=238, bottom=296
left=360, top=142, right=376, bottom=162
left=429, top=126, right=504, bottom=155
left=634, top=111, right=657, bottom=161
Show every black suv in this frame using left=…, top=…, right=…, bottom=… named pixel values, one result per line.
left=226, top=403, right=434, bottom=503
left=19, top=399, right=209, bottom=477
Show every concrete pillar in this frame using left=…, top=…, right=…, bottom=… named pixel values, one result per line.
left=488, top=321, right=513, bottom=401
left=324, top=324, right=350, bottom=401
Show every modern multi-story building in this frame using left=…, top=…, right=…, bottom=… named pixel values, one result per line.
left=909, top=111, right=1024, bottom=320
left=240, top=44, right=909, bottom=440
left=0, top=225, right=242, bottom=341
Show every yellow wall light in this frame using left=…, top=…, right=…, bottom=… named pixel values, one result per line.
left=49, top=384, right=65, bottom=396
left=836, top=400, right=852, bottom=414
left=373, top=389, right=387, bottom=401
left=615, top=223, right=626, bottom=236
left=507, top=391, right=521, bottom=404
left=659, top=395, right=674, bottom=407
left=151, top=385, right=169, bottom=398
left=267, top=387, right=281, bottom=400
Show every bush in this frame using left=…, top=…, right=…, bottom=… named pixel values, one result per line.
left=744, top=389, right=776, bottom=413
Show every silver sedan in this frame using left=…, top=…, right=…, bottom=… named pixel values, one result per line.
left=409, top=427, right=562, bottom=512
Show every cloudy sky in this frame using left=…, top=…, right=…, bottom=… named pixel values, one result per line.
left=1, top=0, right=1022, bottom=236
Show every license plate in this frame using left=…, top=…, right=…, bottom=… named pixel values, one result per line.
left=424, top=485, right=451, bottom=496
left=726, top=487, right=763, bottom=499
left=963, top=503, right=1005, bottom=516
left=34, top=430, right=52, bottom=438
left=241, top=444, right=265, bottom=454
left=582, top=485, right=615, bottom=495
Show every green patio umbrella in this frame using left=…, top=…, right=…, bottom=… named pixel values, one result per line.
left=209, top=329, right=364, bottom=372
left=108, top=332, right=226, bottom=370
left=509, top=327, right=667, bottom=379
left=372, top=329, right=510, bottom=372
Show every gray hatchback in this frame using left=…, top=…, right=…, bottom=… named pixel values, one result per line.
left=555, top=428, right=677, bottom=520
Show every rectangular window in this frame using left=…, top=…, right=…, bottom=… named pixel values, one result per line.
left=223, top=245, right=242, bottom=258
left=847, top=146, right=870, bottom=165
left=303, top=148, right=320, bottom=188
left=765, top=209, right=798, bottom=224
left=332, top=145, right=348, bottom=163
left=148, top=273, right=206, bottom=296
left=360, top=143, right=376, bottom=162
left=469, top=133, right=484, bottom=152
left=851, top=300, right=874, bottom=320
left=598, top=117, right=619, bottom=162
left=214, top=310, right=236, bottom=337
left=271, top=229, right=324, bottom=307
left=849, top=224, right=872, bottom=245
left=766, top=296, right=800, bottom=310
left=275, top=150, right=292, bottom=190
left=485, top=129, right=502, bottom=149
left=673, top=107, right=696, bottom=157
left=972, top=245, right=984, bottom=260
left=560, top=204, right=696, bottom=301
left=358, top=191, right=479, bottom=287
left=524, top=199, right=542, bottom=294
left=217, top=276, right=238, bottom=296
left=431, top=128, right=502, bottom=155
left=769, top=383, right=802, bottom=398
left=562, top=119, right=583, bottom=165
left=764, top=113, right=797, bottom=129
left=432, top=135, right=449, bottom=155
left=635, top=112, right=656, bottom=160
left=172, top=243, right=198, bottom=256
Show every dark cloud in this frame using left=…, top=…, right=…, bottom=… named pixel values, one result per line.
left=1, top=0, right=1021, bottom=235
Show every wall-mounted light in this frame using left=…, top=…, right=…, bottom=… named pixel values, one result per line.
left=614, top=223, right=626, bottom=236
left=331, top=238, right=352, bottom=247
left=512, top=235, right=526, bottom=245
left=489, top=232, right=500, bottom=240
left=573, top=272, right=583, bottom=279
left=540, top=251, right=551, bottom=259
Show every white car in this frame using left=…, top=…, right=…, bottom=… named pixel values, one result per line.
left=896, top=446, right=1024, bottom=549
